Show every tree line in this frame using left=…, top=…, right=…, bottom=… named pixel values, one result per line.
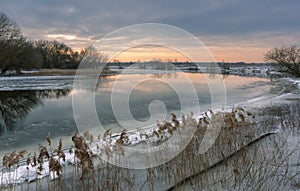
left=0, top=12, right=105, bottom=75
left=1, top=12, right=299, bottom=77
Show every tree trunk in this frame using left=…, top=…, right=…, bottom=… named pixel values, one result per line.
left=15, top=68, right=22, bottom=75
left=1, top=67, right=9, bottom=75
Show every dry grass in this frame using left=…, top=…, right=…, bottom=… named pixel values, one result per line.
left=1, top=103, right=299, bottom=190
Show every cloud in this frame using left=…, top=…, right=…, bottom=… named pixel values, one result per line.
left=1, top=0, right=299, bottom=61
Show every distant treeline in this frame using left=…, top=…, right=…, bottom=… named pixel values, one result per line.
left=0, top=12, right=278, bottom=75
left=107, top=61, right=271, bottom=68
left=0, top=12, right=105, bottom=75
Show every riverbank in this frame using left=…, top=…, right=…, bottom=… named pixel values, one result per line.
left=1, top=87, right=299, bottom=190
left=0, top=69, right=299, bottom=190
left=0, top=63, right=280, bottom=78
left=175, top=91, right=300, bottom=191
left=2, top=69, right=119, bottom=77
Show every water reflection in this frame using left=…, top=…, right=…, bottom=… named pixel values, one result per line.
left=150, top=72, right=179, bottom=79
left=0, top=89, right=71, bottom=134
left=0, top=73, right=275, bottom=155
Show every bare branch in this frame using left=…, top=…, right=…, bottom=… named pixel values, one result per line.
left=265, top=46, right=300, bottom=77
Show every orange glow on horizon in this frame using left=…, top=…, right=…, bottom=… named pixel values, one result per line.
left=66, top=41, right=270, bottom=63
left=45, top=35, right=272, bottom=63
left=209, top=46, right=269, bottom=63
left=109, top=45, right=268, bottom=63
left=42, top=31, right=297, bottom=63
left=110, top=46, right=192, bottom=62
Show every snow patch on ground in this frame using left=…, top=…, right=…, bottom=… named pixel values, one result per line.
left=282, top=77, right=300, bottom=88
left=0, top=75, right=84, bottom=91
left=0, top=106, right=256, bottom=186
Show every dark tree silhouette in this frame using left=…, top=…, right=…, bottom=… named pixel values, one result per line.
left=265, top=46, right=300, bottom=77
left=0, top=12, right=40, bottom=75
left=80, top=45, right=108, bottom=69
left=35, top=40, right=90, bottom=69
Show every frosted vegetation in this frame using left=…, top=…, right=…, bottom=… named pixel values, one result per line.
left=1, top=101, right=299, bottom=190
left=0, top=68, right=299, bottom=190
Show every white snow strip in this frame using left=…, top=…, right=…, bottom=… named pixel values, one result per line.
left=0, top=106, right=262, bottom=187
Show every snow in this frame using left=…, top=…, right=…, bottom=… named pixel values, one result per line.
left=282, top=77, right=300, bottom=89
left=0, top=69, right=299, bottom=187
left=0, top=76, right=74, bottom=91
left=0, top=106, right=261, bottom=187
left=0, top=75, right=75, bottom=81
left=0, top=151, right=77, bottom=186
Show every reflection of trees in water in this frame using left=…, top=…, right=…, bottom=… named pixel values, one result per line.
left=139, top=60, right=176, bottom=70
left=150, top=72, right=178, bottom=79
left=95, top=76, right=113, bottom=91
left=205, top=63, right=229, bottom=80
left=209, top=72, right=229, bottom=80
left=0, top=89, right=70, bottom=134
left=87, top=73, right=179, bottom=92
left=74, top=75, right=116, bottom=92
left=37, top=89, right=70, bottom=99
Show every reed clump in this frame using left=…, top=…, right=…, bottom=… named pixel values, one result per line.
left=1, top=104, right=299, bottom=190
left=72, top=133, right=94, bottom=181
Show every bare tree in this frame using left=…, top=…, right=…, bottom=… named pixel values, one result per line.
left=35, top=40, right=89, bottom=69
left=265, top=46, right=300, bottom=77
left=80, top=45, right=108, bottom=69
left=0, top=12, right=22, bottom=44
left=0, top=12, right=40, bottom=74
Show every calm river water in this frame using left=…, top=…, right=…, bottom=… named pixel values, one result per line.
left=0, top=71, right=274, bottom=155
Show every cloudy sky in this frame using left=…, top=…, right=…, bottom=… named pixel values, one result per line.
left=1, top=0, right=299, bottom=62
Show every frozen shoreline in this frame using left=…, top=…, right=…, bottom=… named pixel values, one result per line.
left=1, top=87, right=299, bottom=189
left=1, top=67, right=298, bottom=91
left=0, top=70, right=299, bottom=190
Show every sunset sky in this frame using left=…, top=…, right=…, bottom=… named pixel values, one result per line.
left=1, top=0, right=299, bottom=62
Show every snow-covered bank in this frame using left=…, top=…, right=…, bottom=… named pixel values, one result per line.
left=0, top=95, right=290, bottom=188
left=0, top=108, right=234, bottom=185
left=281, top=77, right=300, bottom=88
left=0, top=76, right=75, bottom=91
left=0, top=71, right=299, bottom=190
left=1, top=94, right=299, bottom=190
left=0, top=66, right=297, bottom=91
